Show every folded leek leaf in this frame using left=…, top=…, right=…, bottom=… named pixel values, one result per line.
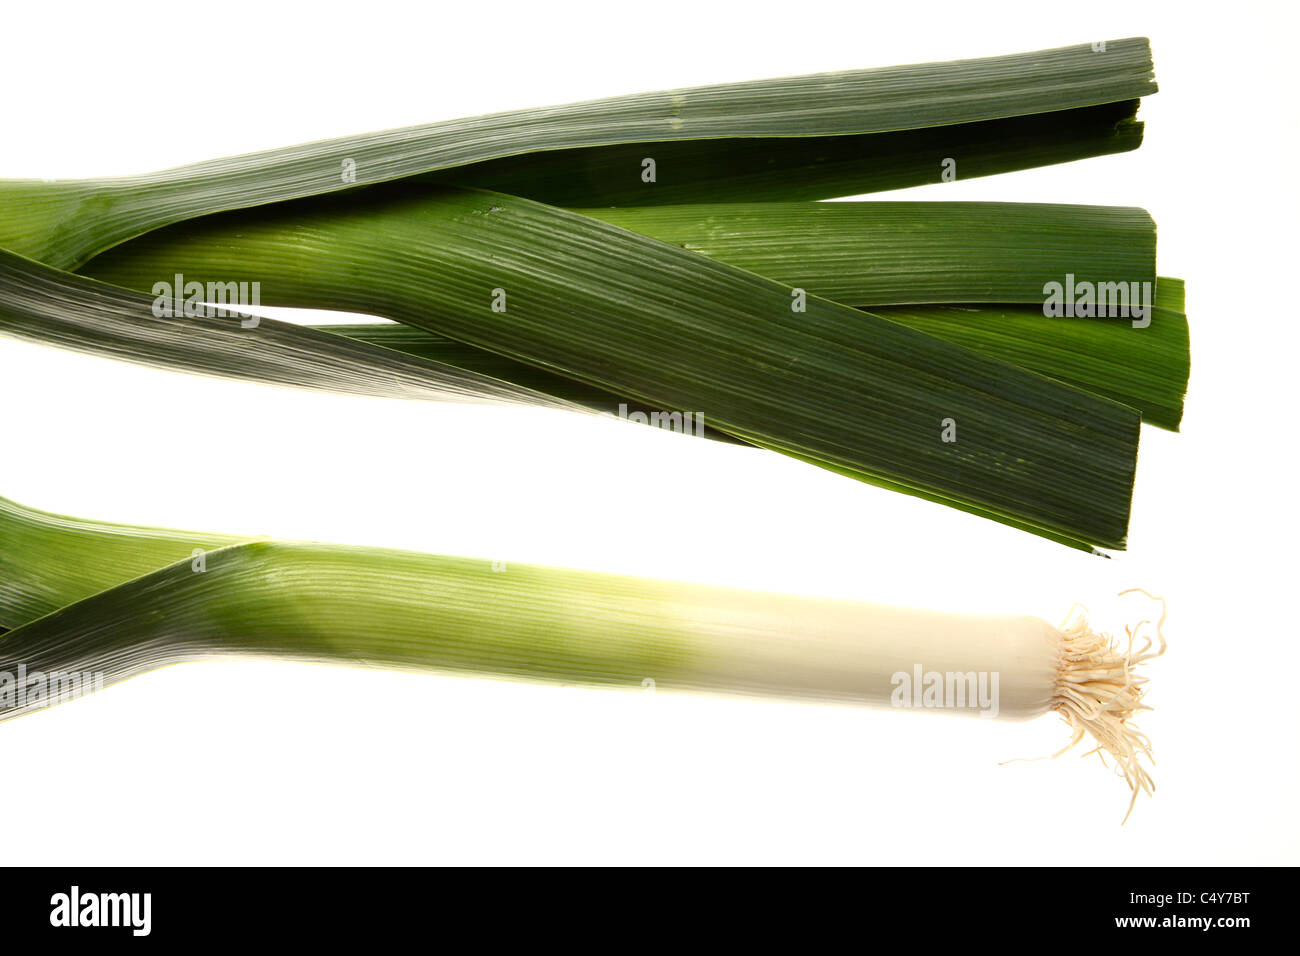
left=582, top=200, right=1155, bottom=306
left=0, top=248, right=579, bottom=409
left=76, top=189, right=1166, bottom=432
left=874, top=279, right=1189, bottom=431
left=82, top=190, right=1156, bottom=308
left=0, top=39, right=1156, bottom=270
left=75, top=182, right=1169, bottom=428
left=429, top=99, right=1146, bottom=206
left=312, top=323, right=647, bottom=409
left=312, top=276, right=1189, bottom=431
left=77, top=185, right=1141, bottom=549
left=0, top=495, right=247, bottom=631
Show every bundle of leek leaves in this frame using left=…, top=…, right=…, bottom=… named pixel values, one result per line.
left=0, top=38, right=1183, bottom=812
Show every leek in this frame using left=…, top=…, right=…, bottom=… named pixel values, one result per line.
left=0, top=495, right=1164, bottom=818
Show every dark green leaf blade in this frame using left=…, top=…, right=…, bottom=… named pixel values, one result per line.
left=0, top=39, right=1156, bottom=270
left=583, top=200, right=1155, bottom=306
left=431, top=99, right=1145, bottom=206
left=873, top=279, right=1189, bottom=431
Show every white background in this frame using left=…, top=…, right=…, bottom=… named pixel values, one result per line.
left=1, top=1, right=1296, bottom=865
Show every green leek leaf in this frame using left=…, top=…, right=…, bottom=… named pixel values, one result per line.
left=312, top=276, right=1189, bottom=431
left=428, top=99, right=1145, bottom=206
left=0, top=248, right=578, bottom=409
left=0, top=39, right=1155, bottom=270
left=72, top=185, right=1141, bottom=549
